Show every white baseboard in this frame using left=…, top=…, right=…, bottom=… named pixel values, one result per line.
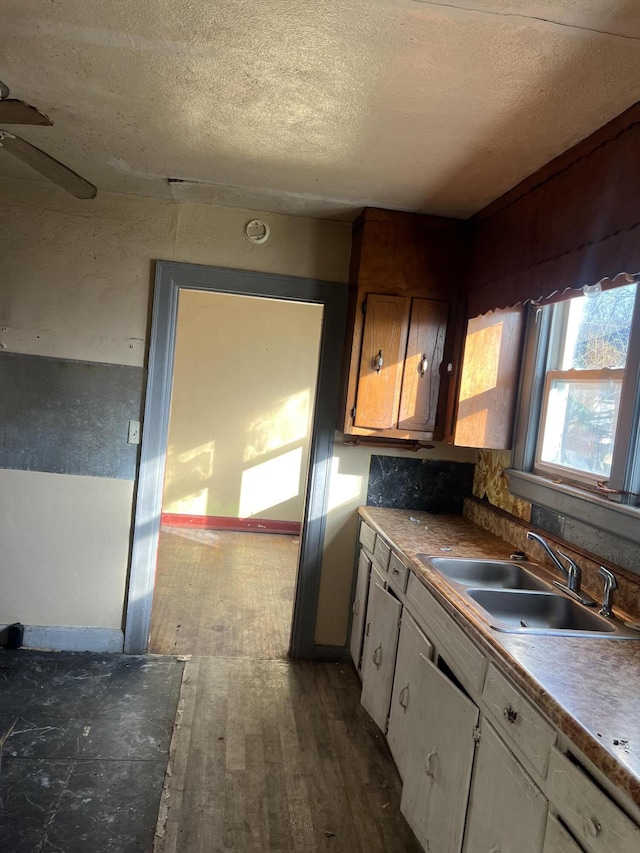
left=1, top=624, right=124, bottom=653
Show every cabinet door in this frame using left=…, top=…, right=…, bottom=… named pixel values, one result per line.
left=398, top=298, right=448, bottom=432
left=360, top=579, right=402, bottom=732
left=354, top=294, right=410, bottom=429
left=453, top=306, right=524, bottom=449
left=349, top=549, right=372, bottom=675
left=387, top=611, right=433, bottom=781
left=463, top=721, right=547, bottom=853
left=401, top=655, right=479, bottom=853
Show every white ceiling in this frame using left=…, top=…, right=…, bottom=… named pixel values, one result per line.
left=2, top=0, right=640, bottom=219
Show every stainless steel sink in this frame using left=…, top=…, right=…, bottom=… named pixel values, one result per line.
left=416, top=555, right=640, bottom=638
left=417, top=556, right=552, bottom=591
left=466, top=589, right=639, bottom=638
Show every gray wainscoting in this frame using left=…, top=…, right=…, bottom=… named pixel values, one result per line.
left=0, top=352, right=144, bottom=479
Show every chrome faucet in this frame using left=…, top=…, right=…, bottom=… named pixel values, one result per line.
left=597, top=567, right=618, bottom=617
left=525, top=531, right=596, bottom=606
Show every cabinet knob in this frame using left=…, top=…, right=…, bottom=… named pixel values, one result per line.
left=503, top=705, right=518, bottom=724
left=418, top=354, right=429, bottom=377
left=586, top=818, right=601, bottom=838
left=374, top=349, right=383, bottom=373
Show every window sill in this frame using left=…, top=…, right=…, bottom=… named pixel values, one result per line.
left=506, top=469, right=640, bottom=547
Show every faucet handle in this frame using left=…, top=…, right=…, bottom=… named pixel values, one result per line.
left=597, top=567, right=618, bottom=617
left=557, top=550, right=581, bottom=583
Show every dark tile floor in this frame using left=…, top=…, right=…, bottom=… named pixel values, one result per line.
left=0, top=650, right=183, bottom=853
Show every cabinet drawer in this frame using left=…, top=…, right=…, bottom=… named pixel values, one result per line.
left=388, top=552, right=409, bottom=591
left=373, top=536, right=391, bottom=572
left=406, top=574, right=486, bottom=695
left=482, top=663, right=556, bottom=780
left=547, top=748, right=640, bottom=853
left=543, top=814, right=584, bottom=853
left=359, top=521, right=376, bottom=554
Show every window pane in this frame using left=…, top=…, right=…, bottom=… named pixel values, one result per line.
left=561, top=283, right=636, bottom=370
left=540, top=377, right=622, bottom=478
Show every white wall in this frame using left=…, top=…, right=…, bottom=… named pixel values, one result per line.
left=163, top=290, right=323, bottom=522
left=0, top=176, right=350, bottom=638
left=0, top=175, right=475, bottom=647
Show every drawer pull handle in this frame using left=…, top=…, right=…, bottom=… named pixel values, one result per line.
left=503, top=705, right=518, bottom=724
left=418, top=354, right=429, bottom=377
left=352, top=599, right=360, bottom=615
left=392, top=567, right=399, bottom=575
left=586, top=818, right=602, bottom=838
left=372, top=644, right=382, bottom=668
left=374, top=349, right=383, bottom=373
left=424, top=748, right=437, bottom=782
left=399, top=685, right=409, bottom=710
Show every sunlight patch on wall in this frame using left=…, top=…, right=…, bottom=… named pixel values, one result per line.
left=239, top=447, right=303, bottom=517
left=243, top=391, right=310, bottom=462
left=165, top=488, right=209, bottom=516
left=326, top=456, right=363, bottom=513
left=177, top=440, right=216, bottom=474
left=162, top=440, right=215, bottom=513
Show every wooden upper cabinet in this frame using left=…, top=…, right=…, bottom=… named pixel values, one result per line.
left=453, top=306, right=525, bottom=449
left=355, top=295, right=410, bottom=429
left=340, top=208, right=467, bottom=442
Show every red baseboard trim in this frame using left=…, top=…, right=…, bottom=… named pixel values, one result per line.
left=161, top=513, right=301, bottom=536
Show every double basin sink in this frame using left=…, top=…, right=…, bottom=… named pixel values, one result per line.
left=416, top=556, right=639, bottom=639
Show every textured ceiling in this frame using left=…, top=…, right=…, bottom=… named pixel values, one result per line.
left=1, top=0, right=640, bottom=219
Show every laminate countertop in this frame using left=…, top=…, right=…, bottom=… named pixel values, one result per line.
left=358, top=506, right=640, bottom=813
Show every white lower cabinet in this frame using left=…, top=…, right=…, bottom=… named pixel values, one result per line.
left=349, top=548, right=372, bottom=674
left=463, top=720, right=548, bottom=853
left=546, top=748, right=640, bottom=853
left=387, top=611, right=434, bottom=781
left=360, top=577, right=402, bottom=732
left=352, top=523, right=640, bottom=853
left=400, top=653, right=479, bottom=853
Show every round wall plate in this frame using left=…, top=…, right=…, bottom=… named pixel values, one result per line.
left=244, top=219, right=270, bottom=244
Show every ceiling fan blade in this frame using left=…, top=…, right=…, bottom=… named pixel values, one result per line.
left=0, top=132, right=96, bottom=199
left=0, top=99, right=52, bottom=125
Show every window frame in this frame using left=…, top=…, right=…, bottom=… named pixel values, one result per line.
left=534, top=367, right=625, bottom=487
left=508, top=281, right=640, bottom=562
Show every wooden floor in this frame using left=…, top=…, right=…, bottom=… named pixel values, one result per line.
left=149, top=528, right=298, bottom=658
left=155, top=658, right=422, bottom=853
left=149, top=527, right=421, bottom=852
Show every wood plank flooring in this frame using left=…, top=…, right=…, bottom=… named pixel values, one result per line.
left=149, top=528, right=298, bottom=658
left=149, top=527, right=421, bottom=852
left=155, top=658, right=422, bottom=853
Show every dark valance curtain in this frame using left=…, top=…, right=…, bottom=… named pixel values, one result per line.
left=465, top=102, right=640, bottom=318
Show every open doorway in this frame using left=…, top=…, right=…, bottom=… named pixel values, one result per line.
left=148, top=290, right=324, bottom=657
left=124, top=262, right=347, bottom=657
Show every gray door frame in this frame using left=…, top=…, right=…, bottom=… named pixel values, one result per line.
left=123, top=261, right=347, bottom=656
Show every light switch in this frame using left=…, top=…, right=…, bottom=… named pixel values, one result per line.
left=128, top=420, right=141, bottom=444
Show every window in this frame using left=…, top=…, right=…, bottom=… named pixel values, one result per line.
left=512, top=279, right=640, bottom=508
left=534, top=283, right=637, bottom=489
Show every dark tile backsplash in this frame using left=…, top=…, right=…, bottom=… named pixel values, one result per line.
left=530, top=505, right=566, bottom=538
left=366, top=456, right=475, bottom=514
